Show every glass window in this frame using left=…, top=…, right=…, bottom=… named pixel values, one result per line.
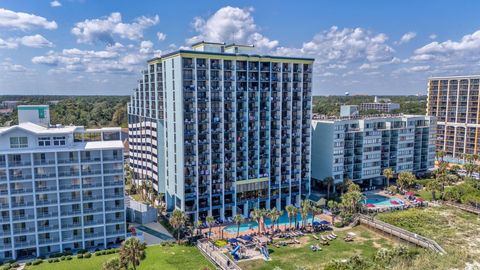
left=38, top=137, right=51, bottom=147
left=10, top=137, right=28, bottom=148
left=53, top=136, right=66, bottom=146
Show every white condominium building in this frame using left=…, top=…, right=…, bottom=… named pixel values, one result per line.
left=311, top=115, right=436, bottom=188
left=427, top=75, right=480, bottom=158
left=128, top=42, right=314, bottom=222
left=0, top=107, right=125, bottom=260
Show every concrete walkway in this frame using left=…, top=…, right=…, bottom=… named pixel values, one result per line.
left=134, top=222, right=174, bottom=245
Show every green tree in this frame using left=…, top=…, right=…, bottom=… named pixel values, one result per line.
left=206, top=216, right=215, bottom=240
left=425, top=179, right=442, bottom=201
left=170, top=209, right=187, bottom=243
left=324, top=176, right=334, bottom=198
left=300, top=200, right=310, bottom=228
left=327, top=200, right=338, bottom=224
left=233, top=214, right=244, bottom=238
left=102, top=257, right=123, bottom=270
left=397, top=171, right=416, bottom=192
left=382, top=168, right=394, bottom=187
left=119, top=237, right=146, bottom=270
left=268, top=208, right=280, bottom=233
left=250, top=208, right=263, bottom=234
left=285, top=205, right=296, bottom=229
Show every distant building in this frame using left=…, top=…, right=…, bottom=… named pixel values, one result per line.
left=128, top=41, right=314, bottom=222
left=1, top=101, right=19, bottom=109
left=358, top=96, right=400, bottom=113
left=0, top=106, right=125, bottom=260
left=340, top=105, right=359, bottom=117
left=18, top=105, right=50, bottom=127
left=427, top=75, right=480, bottom=158
left=311, top=115, right=436, bottom=189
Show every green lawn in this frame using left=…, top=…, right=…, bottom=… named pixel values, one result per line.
left=377, top=206, right=480, bottom=269
left=238, top=226, right=395, bottom=270
left=27, top=245, right=215, bottom=270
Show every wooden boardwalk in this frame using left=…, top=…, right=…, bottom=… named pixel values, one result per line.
left=197, top=239, right=242, bottom=270
left=442, top=201, right=480, bottom=215
left=357, top=214, right=446, bottom=254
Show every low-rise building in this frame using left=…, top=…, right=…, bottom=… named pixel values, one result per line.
left=0, top=106, right=126, bottom=260
left=311, top=115, right=436, bottom=189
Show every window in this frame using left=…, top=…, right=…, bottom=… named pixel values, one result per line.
left=38, top=137, right=51, bottom=147
left=9, top=137, right=28, bottom=148
left=53, top=136, right=66, bottom=146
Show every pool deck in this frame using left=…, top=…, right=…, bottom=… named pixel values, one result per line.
left=364, top=189, right=412, bottom=210
left=200, top=213, right=333, bottom=240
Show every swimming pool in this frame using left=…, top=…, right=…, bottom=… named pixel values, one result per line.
left=224, top=212, right=322, bottom=233
left=365, top=194, right=404, bottom=207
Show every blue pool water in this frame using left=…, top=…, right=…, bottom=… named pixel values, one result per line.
left=365, top=195, right=404, bottom=207
left=224, top=212, right=321, bottom=233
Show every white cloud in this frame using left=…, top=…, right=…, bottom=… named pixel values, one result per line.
left=415, top=30, right=480, bottom=55
left=276, top=26, right=395, bottom=65
left=398, top=32, right=416, bottom=44
left=187, top=6, right=278, bottom=49
left=0, top=34, right=54, bottom=49
left=50, top=0, right=62, bottom=7
left=156, top=32, right=166, bottom=42
left=139, top=40, right=153, bottom=54
left=18, top=34, right=53, bottom=48
left=0, top=38, right=18, bottom=49
left=429, top=34, right=437, bottom=40
left=0, top=8, right=57, bottom=30
left=32, top=40, right=160, bottom=74
left=71, top=12, right=159, bottom=45
left=0, top=61, right=26, bottom=72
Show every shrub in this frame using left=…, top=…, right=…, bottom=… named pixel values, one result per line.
left=334, top=222, right=343, bottom=228
left=0, top=264, right=10, bottom=270
left=61, top=256, right=66, bottom=261
left=48, top=259, right=54, bottom=263
left=66, top=256, right=72, bottom=260
left=77, top=249, right=88, bottom=254
left=32, top=259, right=43, bottom=265
left=83, top=253, right=91, bottom=258
left=10, top=263, right=18, bottom=268
left=26, top=262, right=32, bottom=266
left=77, top=254, right=83, bottom=259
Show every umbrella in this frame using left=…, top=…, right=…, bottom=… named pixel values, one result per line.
left=390, top=200, right=399, bottom=205
left=416, top=198, right=425, bottom=202
left=241, top=235, right=253, bottom=241
left=312, top=221, right=321, bottom=226
left=228, top=238, right=238, bottom=243
left=319, top=220, right=330, bottom=225
left=405, top=191, right=415, bottom=196
left=366, top=203, right=375, bottom=208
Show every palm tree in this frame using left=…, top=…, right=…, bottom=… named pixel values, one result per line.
left=382, top=168, right=394, bottom=187
left=140, top=180, right=147, bottom=201
left=341, top=178, right=352, bottom=195
left=250, top=208, right=263, bottom=234
left=327, top=200, right=338, bottom=224
left=170, top=209, right=187, bottom=243
left=397, top=171, right=416, bottom=192
left=206, top=216, right=215, bottom=239
left=292, top=207, right=299, bottom=229
left=276, top=210, right=284, bottom=231
left=155, top=203, right=166, bottom=220
left=102, top=257, right=122, bottom=270
left=119, top=237, right=146, bottom=270
left=436, top=151, right=445, bottom=162
left=195, top=220, right=203, bottom=236
left=268, top=208, right=280, bottom=233
left=300, top=200, right=311, bottom=228
left=233, top=214, right=244, bottom=238
left=464, top=162, right=476, bottom=177
left=324, top=176, right=334, bottom=198
left=425, top=179, right=442, bottom=201
left=285, top=205, right=296, bottom=229
left=311, top=203, right=323, bottom=225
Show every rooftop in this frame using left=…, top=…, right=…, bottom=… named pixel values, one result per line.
left=312, top=113, right=431, bottom=123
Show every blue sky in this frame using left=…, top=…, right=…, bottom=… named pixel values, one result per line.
left=1, top=0, right=480, bottom=96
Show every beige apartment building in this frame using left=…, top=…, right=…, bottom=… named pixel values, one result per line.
left=427, top=75, right=480, bottom=158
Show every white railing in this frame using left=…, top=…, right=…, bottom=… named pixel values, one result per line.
left=358, top=214, right=446, bottom=255
left=197, top=239, right=241, bottom=270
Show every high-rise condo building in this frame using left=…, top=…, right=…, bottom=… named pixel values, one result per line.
left=427, top=75, right=480, bottom=158
left=311, top=115, right=436, bottom=188
left=128, top=42, right=314, bottom=222
left=0, top=106, right=125, bottom=260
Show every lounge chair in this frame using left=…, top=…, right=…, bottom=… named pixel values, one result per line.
left=320, top=235, right=327, bottom=241
left=332, top=233, right=337, bottom=237
left=312, top=235, right=319, bottom=240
